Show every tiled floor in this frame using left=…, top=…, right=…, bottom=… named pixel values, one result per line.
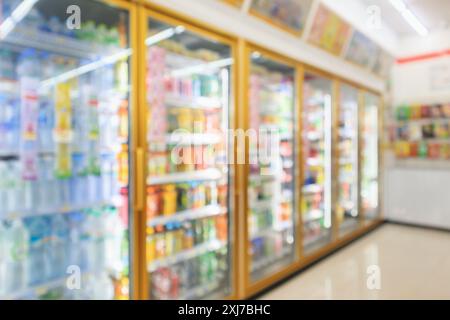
left=260, top=224, right=450, bottom=299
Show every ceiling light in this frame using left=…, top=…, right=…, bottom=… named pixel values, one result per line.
left=389, top=0, right=428, bottom=36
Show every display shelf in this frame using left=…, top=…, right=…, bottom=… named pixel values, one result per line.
left=306, top=157, right=323, bottom=166
left=0, top=277, right=67, bottom=300
left=148, top=205, right=227, bottom=227
left=148, top=239, right=226, bottom=273
left=165, top=94, right=222, bottom=110
left=0, top=201, right=116, bottom=221
left=303, top=209, right=323, bottom=223
left=147, top=168, right=223, bottom=185
left=3, top=25, right=121, bottom=59
left=302, top=184, right=323, bottom=194
left=305, top=131, right=322, bottom=140
left=250, top=247, right=292, bottom=272
left=166, top=133, right=223, bottom=145
left=0, top=79, right=18, bottom=95
left=179, top=280, right=222, bottom=300
left=164, top=51, right=216, bottom=70
left=250, top=220, right=293, bottom=239
left=0, top=269, right=109, bottom=300
left=303, top=232, right=330, bottom=248
left=249, top=174, right=275, bottom=183
left=249, top=199, right=273, bottom=211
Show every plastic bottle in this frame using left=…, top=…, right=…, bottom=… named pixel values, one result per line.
left=48, top=214, right=70, bottom=279
left=2, top=220, right=29, bottom=294
left=24, top=216, right=51, bottom=285
left=103, top=208, right=124, bottom=271
left=17, top=49, right=41, bottom=210
left=66, top=212, right=84, bottom=268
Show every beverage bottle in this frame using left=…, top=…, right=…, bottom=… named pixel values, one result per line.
left=2, top=219, right=29, bottom=294
left=17, top=49, right=40, bottom=210
left=104, top=207, right=124, bottom=271
left=48, top=214, right=70, bottom=279
left=67, top=212, right=83, bottom=268
left=71, top=152, right=87, bottom=206
left=24, top=216, right=50, bottom=285
left=37, top=154, right=57, bottom=211
left=117, top=144, right=129, bottom=186
left=80, top=210, right=102, bottom=272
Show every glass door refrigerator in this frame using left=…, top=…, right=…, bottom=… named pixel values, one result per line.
left=0, top=0, right=134, bottom=299
left=143, top=11, right=234, bottom=300
left=361, top=92, right=380, bottom=221
left=336, top=83, right=359, bottom=236
left=245, top=47, right=297, bottom=288
left=301, top=72, right=333, bottom=254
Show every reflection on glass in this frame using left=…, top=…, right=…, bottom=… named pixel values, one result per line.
left=0, top=0, right=131, bottom=299
left=248, top=52, right=296, bottom=282
left=302, top=73, right=332, bottom=253
left=145, top=18, right=232, bottom=300
left=362, top=93, right=379, bottom=220
left=337, top=84, right=359, bottom=235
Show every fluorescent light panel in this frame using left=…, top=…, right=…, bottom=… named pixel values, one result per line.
left=389, top=0, right=428, bottom=36
left=0, top=0, right=39, bottom=40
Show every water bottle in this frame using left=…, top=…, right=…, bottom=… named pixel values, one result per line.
left=79, top=211, right=98, bottom=272
left=24, top=216, right=51, bottom=285
left=104, top=207, right=124, bottom=271
left=67, top=212, right=83, bottom=268
left=48, top=214, right=70, bottom=279
left=17, top=49, right=41, bottom=211
left=2, top=219, right=29, bottom=294
left=70, top=153, right=87, bottom=206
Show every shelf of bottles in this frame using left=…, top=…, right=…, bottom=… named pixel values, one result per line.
left=247, top=52, right=296, bottom=282
left=361, top=93, right=380, bottom=221
left=145, top=17, right=232, bottom=300
left=336, top=84, right=359, bottom=235
left=0, top=0, right=131, bottom=300
left=302, top=73, right=332, bottom=253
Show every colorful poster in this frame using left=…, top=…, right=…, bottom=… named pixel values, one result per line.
left=372, top=50, right=394, bottom=78
left=308, top=4, right=352, bottom=56
left=250, top=0, right=313, bottom=34
left=345, top=31, right=379, bottom=68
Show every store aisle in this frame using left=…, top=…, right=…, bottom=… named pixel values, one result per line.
left=260, top=224, right=450, bottom=299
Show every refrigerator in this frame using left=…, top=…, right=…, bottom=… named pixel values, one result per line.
left=245, top=48, right=297, bottom=286
left=336, top=83, right=359, bottom=235
left=0, top=0, right=133, bottom=299
left=143, top=11, right=234, bottom=300
left=301, top=72, right=333, bottom=253
left=361, top=92, right=380, bottom=221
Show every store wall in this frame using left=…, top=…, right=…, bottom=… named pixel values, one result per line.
left=386, top=54, right=450, bottom=229
left=147, top=0, right=386, bottom=92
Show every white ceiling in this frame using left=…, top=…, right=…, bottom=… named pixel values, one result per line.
left=361, top=0, right=450, bottom=36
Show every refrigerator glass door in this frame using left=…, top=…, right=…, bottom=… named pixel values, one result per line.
left=337, top=84, right=359, bottom=235
left=0, top=0, right=132, bottom=299
left=362, top=93, right=379, bottom=220
left=145, top=16, right=233, bottom=300
left=302, top=73, right=333, bottom=253
left=248, top=52, right=296, bottom=283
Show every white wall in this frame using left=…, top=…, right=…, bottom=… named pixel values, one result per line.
left=387, top=55, right=450, bottom=229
